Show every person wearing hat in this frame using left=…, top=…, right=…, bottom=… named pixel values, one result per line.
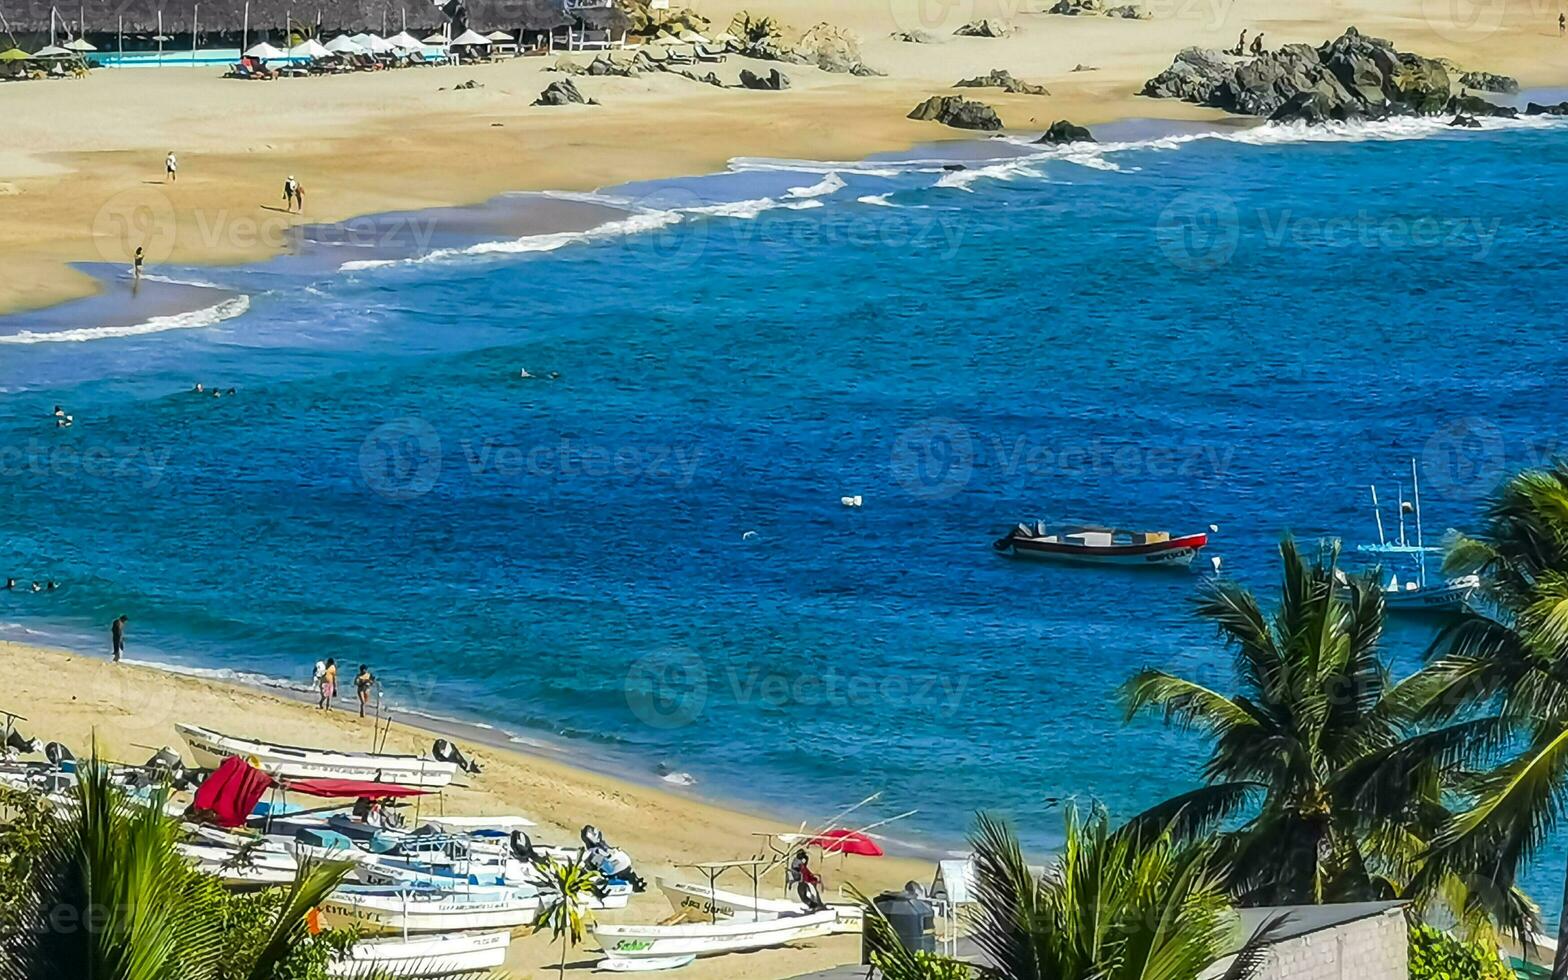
left=283, top=175, right=300, bottom=213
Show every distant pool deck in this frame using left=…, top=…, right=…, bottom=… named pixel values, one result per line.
left=91, top=46, right=446, bottom=68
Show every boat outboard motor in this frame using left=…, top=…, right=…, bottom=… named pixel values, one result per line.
left=432, top=739, right=482, bottom=774
left=510, top=830, right=545, bottom=865
left=3, top=728, right=38, bottom=759
left=43, top=742, right=75, bottom=768
left=581, top=825, right=646, bottom=893
left=786, top=849, right=827, bottom=911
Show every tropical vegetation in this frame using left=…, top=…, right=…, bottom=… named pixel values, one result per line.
left=0, top=757, right=357, bottom=980
left=1119, top=537, right=1530, bottom=935
left=863, top=804, right=1280, bottom=980
left=530, top=854, right=600, bottom=977
left=1407, top=923, right=1513, bottom=980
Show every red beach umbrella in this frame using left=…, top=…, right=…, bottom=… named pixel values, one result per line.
left=807, top=828, right=885, bottom=857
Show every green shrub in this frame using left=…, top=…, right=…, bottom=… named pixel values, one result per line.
left=1409, top=924, right=1513, bottom=980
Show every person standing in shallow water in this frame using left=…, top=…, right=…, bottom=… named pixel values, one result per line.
left=355, top=664, right=376, bottom=718
left=111, top=615, right=127, bottom=662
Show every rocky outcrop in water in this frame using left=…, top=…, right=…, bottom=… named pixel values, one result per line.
left=1445, top=93, right=1517, bottom=117
left=954, top=19, right=1015, bottom=37
left=1527, top=100, right=1568, bottom=116
left=534, top=79, right=596, bottom=106
left=1036, top=120, right=1095, bottom=143
left=955, top=69, right=1050, bottom=95
left=908, top=95, right=1004, bottom=130
left=1459, top=70, right=1518, bottom=93
left=1142, top=27, right=1512, bottom=124
left=739, top=67, right=791, bottom=90
left=1449, top=113, right=1481, bottom=128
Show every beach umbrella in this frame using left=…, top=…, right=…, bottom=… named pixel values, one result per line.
left=288, top=37, right=330, bottom=59
left=449, top=28, right=491, bottom=46
left=386, top=30, right=422, bottom=51
left=32, top=45, right=73, bottom=58
left=0, top=48, right=32, bottom=61
left=420, top=30, right=447, bottom=45
left=363, top=33, right=395, bottom=53
left=485, top=30, right=513, bottom=41
left=244, top=41, right=285, bottom=59
left=323, top=34, right=366, bottom=54
left=63, top=38, right=97, bottom=51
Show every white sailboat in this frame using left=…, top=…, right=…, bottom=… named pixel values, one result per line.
left=175, top=724, right=461, bottom=789
left=1356, top=459, right=1480, bottom=614
left=328, top=930, right=512, bottom=978
left=321, top=882, right=541, bottom=932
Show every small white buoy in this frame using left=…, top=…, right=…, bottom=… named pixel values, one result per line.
left=742, top=530, right=758, bottom=541
left=1209, top=524, right=1220, bottom=534
left=840, top=495, right=863, bottom=508
left=1210, top=555, right=1223, bottom=575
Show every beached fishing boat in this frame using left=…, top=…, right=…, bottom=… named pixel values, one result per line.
left=328, top=930, right=512, bottom=978
left=178, top=840, right=301, bottom=885
left=1355, top=460, right=1480, bottom=614
left=322, top=882, right=540, bottom=932
left=993, top=523, right=1208, bottom=567
left=592, top=907, right=852, bottom=961
left=656, top=876, right=862, bottom=929
left=175, top=724, right=463, bottom=789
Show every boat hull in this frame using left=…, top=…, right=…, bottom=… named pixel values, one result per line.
left=328, top=930, right=511, bottom=978
left=1384, top=577, right=1479, bottom=613
left=322, top=888, right=539, bottom=933
left=996, top=533, right=1207, bottom=568
left=655, top=877, right=861, bottom=932
left=176, top=724, right=457, bottom=789
left=593, top=908, right=849, bottom=959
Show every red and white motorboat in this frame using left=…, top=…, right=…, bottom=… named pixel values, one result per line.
left=993, top=522, right=1208, bottom=568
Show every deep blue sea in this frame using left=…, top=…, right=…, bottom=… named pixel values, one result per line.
left=4, top=112, right=1568, bottom=905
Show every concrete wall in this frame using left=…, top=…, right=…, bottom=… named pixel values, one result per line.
left=1255, top=908, right=1409, bottom=980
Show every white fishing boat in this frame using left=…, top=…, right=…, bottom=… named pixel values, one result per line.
left=175, top=724, right=463, bottom=789
left=656, top=876, right=861, bottom=930
left=1355, top=460, right=1480, bottom=614
left=593, top=907, right=852, bottom=961
left=178, top=841, right=301, bottom=885
left=360, top=856, right=634, bottom=909
left=328, top=930, right=512, bottom=978
left=322, top=882, right=540, bottom=932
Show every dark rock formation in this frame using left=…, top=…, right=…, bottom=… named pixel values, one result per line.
left=1142, top=26, right=1510, bottom=125
left=1071, top=63, right=1099, bottom=72
left=1448, top=113, right=1481, bottom=128
left=1459, top=70, right=1518, bottom=93
left=1527, top=100, right=1568, bottom=116
left=908, top=95, right=1004, bottom=130
left=1106, top=5, right=1150, bottom=17
left=1445, top=93, right=1517, bottom=117
left=739, top=67, right=791, bottom=90
left=955, top=68, right=1049, bottom=95
left=534, top=78, right=595, bottom=106
left=954, top=19, right=1014, bottom=37
left=1036, top=120, right=1094, bottom=143
left=890, top=29, right=937, bottom=42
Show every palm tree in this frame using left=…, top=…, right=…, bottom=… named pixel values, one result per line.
left=861, top=805, right=1280, bottom=980
left=531, top=854, right=599, bottom=977
left=1120, top=537, right=1512, bottom=923
left=0, top=751, right=353, bottom=980
left=1411, top=464, right=1568, bottom=978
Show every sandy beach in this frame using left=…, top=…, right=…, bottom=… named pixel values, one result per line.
left=4, top=0, right=1565, bottom=315
left=0, top=637, right=935, bottom=978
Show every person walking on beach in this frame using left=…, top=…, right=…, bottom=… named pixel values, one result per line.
left=1560, top=12, right=1565, bottom=35
left=165, top=151, right=178, bottom=183
left=355, top=664, right=376, bottom=718
left=283, top=175, right=301, bottom=213
left=111, top=614, right=127, bottom=663
left=1234, top=29, right=1247, bottom=55
left=319, top=657, right=338, bottom=710
left=133, top=246, right=145, bottom=280
left=1250, top=33, right=1265, bottom=56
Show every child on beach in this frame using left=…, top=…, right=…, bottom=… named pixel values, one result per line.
left=318, top=657, right=338, bottom=709
left=355, top=664, right=376, bottom=718
left=283, top=176, right=301, bottom=213
left=165, top=152, right=177, bottom=182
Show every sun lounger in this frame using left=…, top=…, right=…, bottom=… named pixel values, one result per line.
left=693, top=43, right=727, bottom=63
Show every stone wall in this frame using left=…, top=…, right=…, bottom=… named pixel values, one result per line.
left=1255, top=908, right=1408, bottom=980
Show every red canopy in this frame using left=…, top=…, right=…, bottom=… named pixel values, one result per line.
left=284, top=778, right=429, bottom=799
left=189, top=756, right=276, bottom=828
left=807, top=829, right=885, bottom=857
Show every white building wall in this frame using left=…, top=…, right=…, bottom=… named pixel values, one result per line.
left=1254, top=908, right=1409, bottom=980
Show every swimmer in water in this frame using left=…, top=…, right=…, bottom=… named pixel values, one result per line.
left=226, top=388, right=236, bottom=396
left=193, top=383, right=204, bottom=394
left=46, top=581, right=58, bottom=592
left=30, top=582, right=42, bottom=593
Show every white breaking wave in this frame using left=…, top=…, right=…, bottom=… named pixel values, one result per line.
left=729, top=156, right=908, bottom=178
left=340, top=210, right=683, bottom=270
left=858, top=193, right=896, bottom=207
left=786, top=172, right=847, bottom=199
left=0, top=295, right=251, bottom=345
left=936, top=158, right=1043, bottom=191
left=660, top=770, right=698, bottom=787
left=119, top=657, right=309, bottom=693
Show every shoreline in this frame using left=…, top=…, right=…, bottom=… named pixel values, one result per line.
left=11, top=0, right=1568, bottom=317
left=0, top=633, right=938, bottom=977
